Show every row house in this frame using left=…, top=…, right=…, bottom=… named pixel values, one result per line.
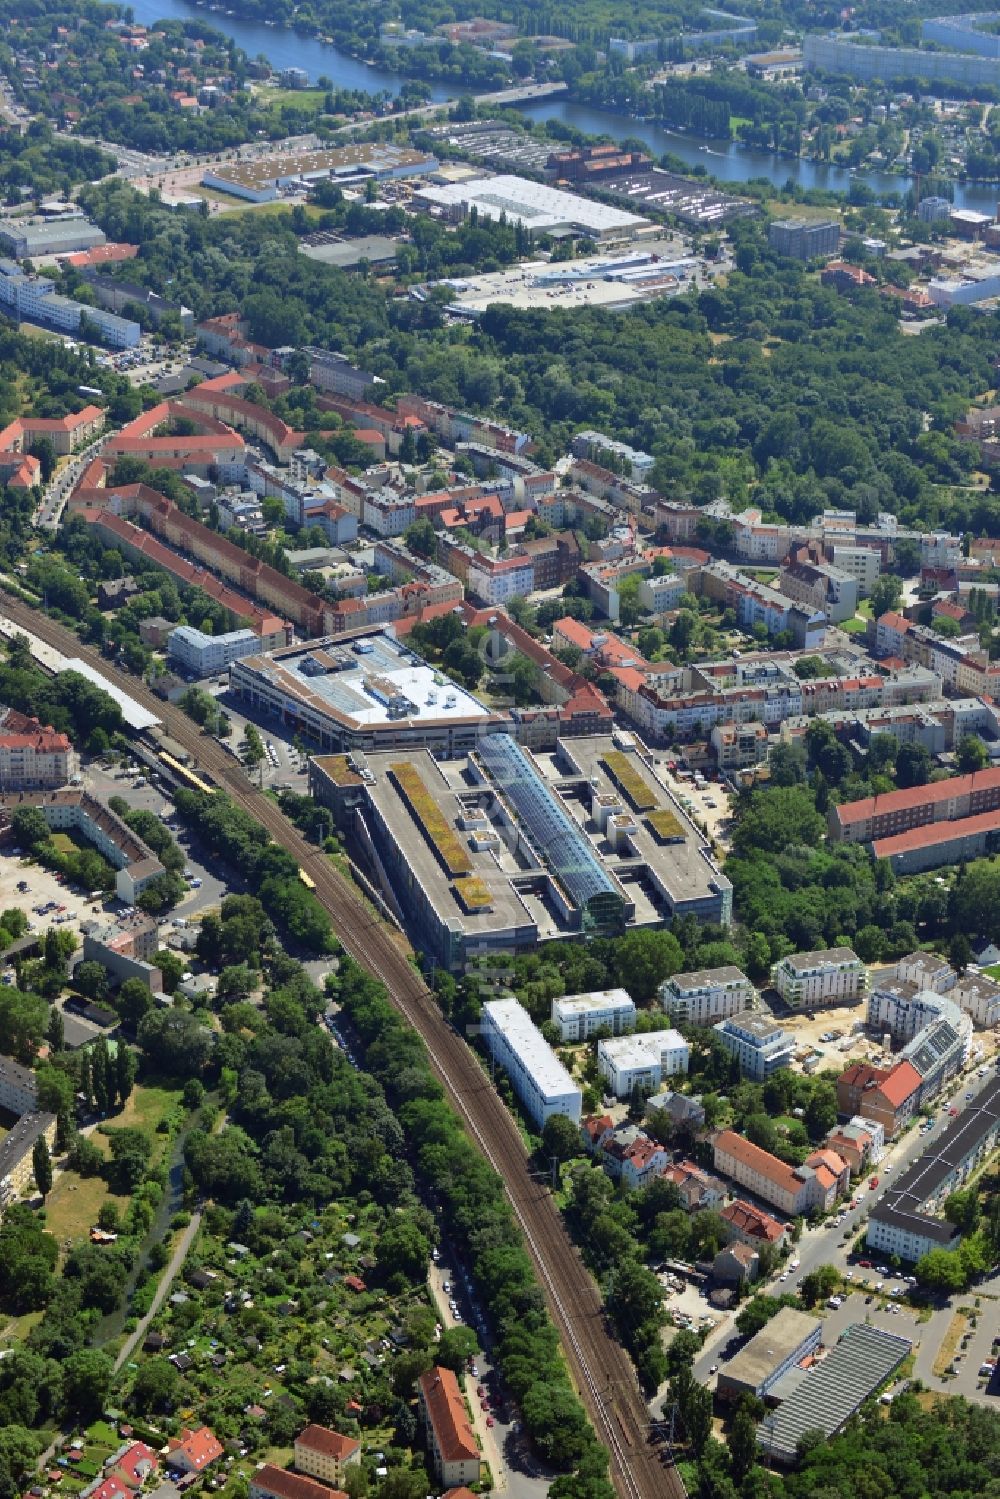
left=396, top=394, right=530, bottom=454
left=712, top=1130, right=848, bottom=1215
left=830, top=765, right=1000, bottom=844
left=314, top=392, right=425, bottom=457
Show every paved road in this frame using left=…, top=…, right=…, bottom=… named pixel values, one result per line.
left=428, top=1247, right=552, bottom=1499
left=114, top=1205, right=204, bottom=1372
left=36, top=435, right=109, bottom=529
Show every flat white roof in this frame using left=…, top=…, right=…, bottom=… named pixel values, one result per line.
left=552, top=988, right=635, bottom=1018
left=600, top=1031, right=687, bottom=1067
left=60, top=657, right=161, bottom=732
left=483, top=998, right=580, bottom=1100
left=417, top=174, right=651, bottom=235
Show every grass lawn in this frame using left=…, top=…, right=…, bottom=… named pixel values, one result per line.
left=0, top=1308, right=44, bottom=1347
left=50, top=830, right=86, bottom=854
left=983, top=964, right=1000, bottom=980
left=105, top=1079, right=184, bottom=1166
left=85, top=1421, right=120, bottom=1446
left=44, top=1169, right=129, bottom=1251
left=257, top=86, right=329, bottom=111
left=841, top=615, right=869, bottom=634
left=730, top=115, right=751, bottom=136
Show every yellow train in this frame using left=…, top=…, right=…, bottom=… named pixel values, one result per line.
left=159, top=751, right=215, bottom=796
left=298, top=867, right=316, bottom=890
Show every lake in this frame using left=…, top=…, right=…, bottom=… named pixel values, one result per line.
left=123, top=0, right=1000, bottom=209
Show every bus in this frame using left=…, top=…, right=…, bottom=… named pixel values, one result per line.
left=158, top=751, right=215, bottom=796
left=298, top=867, right=316, bottom=891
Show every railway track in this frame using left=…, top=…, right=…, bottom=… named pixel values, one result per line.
left=0, top=592, right=681, bottom=1499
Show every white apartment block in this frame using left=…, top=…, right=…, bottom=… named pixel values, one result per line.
left=467, top=557, right=535, bottom=607
left=659, top=965, right=754, bottom=1026
left=167, top=625, right=262, bottom=678
left=713, top=1014, right=794, bottom=1081
left=362, top=491, right=416, bottom=536
left=638, top=573, right=685, bottom=614
left=895, top=951, right=956, bottom=994
left=597, top=1030, right=689, bottom=1097
left=952, top=972, right=1000, bottom=1029
left=868, top=983, right=957, bottom=1043
left=481, top=998, right=582, bottom=1128
left=830, top=543, right=881, bottom=595
left=551, top=988, right=636, bottom=1042
left=0, top=1055, right=38, bottom=1116
left=772, top=947, right=866, bottom=1008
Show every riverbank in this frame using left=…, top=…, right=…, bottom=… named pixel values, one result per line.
left=121, top=0, right=1000, bottom=209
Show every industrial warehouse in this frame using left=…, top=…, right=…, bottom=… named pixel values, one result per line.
left=309, top=733, right=731, bottom=970
left=202, top=143, right=438, bottom=202
left=412, top=174, right=653, bottom=241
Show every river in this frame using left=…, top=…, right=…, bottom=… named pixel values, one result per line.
left=124, top=0, right=1000, bottom=209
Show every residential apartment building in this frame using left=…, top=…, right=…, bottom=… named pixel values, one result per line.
left=167, top=625, right=263, bottom=678
left=768, top=219, right=840, bottom=259
left=771, top=947, right=866, bottom=1008
left=293, top=1426, right=360, bottom=1486
left=713, top=1014, right=794, bottom=1081
left=953, top=971, right=1000, bottom=1028
left=868, top=982, right=958, bottom=1043
left=899, top=1009, right=970, bottom=1104
left=719, top=1199, right=789, bottom=1251
left=417, top=1367, right=481, bottom=1489
left=249, top=1467, right=341, bottom=1499
left=0, top=259, right=140, bottom=347
left=659, top=965, right=754, bottom=1026
left=550, top=988, right=636, bottom=1042
left=481, top=999, right=582, bottom=1128
left=868, top=1075, right=1000, bottom=1261
left=0, top=707, right=77, bottom=790
left=713, top=1130, right=847, bottom=1215
left=466, top=553, right=536, bottom=607
left=0, top=789, right=164, bottom=903
left=596, top=1031, right=690, bottom=1097
left=837, top=1060, right=922, bottom=1139
left=825, top=1120, right=878, bottom=1175
left=661, top=1158, right=725, bottom=1210
left=830, top=767, right=1000, bottom=845
left=0, top=1056, right=38, bottom=1116
left=0, top=1111, right=57, bottom=1211
left=779, top=558, right=858, bottom=623
left=82, top=913, right=162, bottom=992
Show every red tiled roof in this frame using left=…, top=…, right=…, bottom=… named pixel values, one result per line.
left=714, top=1131, right=804, bottom=1192
left=251, top=1466, right=344, bottom=1499
left=875, top=1060, right=922, bottom=1108
left=719, top=1200, right=786, bottom=1243
left=66, top=243, right=138, bottom=267
left=112, top=1443, right=158, bottom=1487
left=836, top=767, right=1000, bottom=827
left=418, top=1367, right=479, bottom=1464
left=166, top=1427, right=223, bottom=1472
left=874, top=807, right=1000, bottom=856
left=877, top=611, right=910, bottom=633
left=295, top=1427, right=359, bottom=1463
left=839, top=1061, right=888, bottom=1090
